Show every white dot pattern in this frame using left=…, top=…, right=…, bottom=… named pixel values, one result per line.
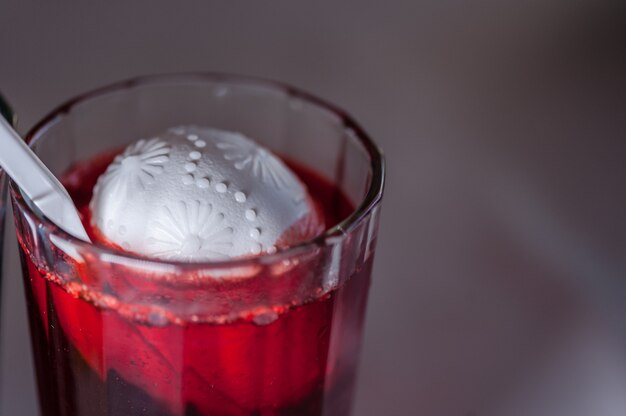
left=215, top=182, right=227, bottom=193
left=184, top=162, right=197, bottom=172
left=234, top=191, right=246, bottom=203
left=196, top=178, right=210, bottom=189
left=182, top=174, right=194, bottom=185
left=245, top=209, right=257, bottom=221
left=250, top=243, right=262, bottom=255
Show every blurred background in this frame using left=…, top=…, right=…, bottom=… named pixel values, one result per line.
left=1, top=0, right=625, bottom=414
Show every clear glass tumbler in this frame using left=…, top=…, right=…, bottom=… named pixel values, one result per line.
left=9, top=74, right=384, bottom=416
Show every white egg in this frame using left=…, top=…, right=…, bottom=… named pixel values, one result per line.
left=90, top=126, right=322, bottom=261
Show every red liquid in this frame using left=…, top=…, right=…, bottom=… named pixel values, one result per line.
left=18, top=152, right=372, bottom=416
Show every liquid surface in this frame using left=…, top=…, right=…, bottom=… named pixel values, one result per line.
left=61, top=149, right=349, bottom=246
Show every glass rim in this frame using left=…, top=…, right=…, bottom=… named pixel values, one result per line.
left=0, top=91, right=16, bottom=126
left=11, top=72, right=385, bottom=270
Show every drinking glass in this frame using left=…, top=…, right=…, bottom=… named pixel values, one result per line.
left=10, top=74, right=384, bottom=416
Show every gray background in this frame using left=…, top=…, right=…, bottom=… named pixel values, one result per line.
left=1, top=1, right=626, bottom=415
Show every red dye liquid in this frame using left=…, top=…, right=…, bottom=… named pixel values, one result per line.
left=19, top=151, right=372, bottom=416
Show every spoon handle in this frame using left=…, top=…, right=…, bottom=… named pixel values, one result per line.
left=0, top=115, right=89, bottom=241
